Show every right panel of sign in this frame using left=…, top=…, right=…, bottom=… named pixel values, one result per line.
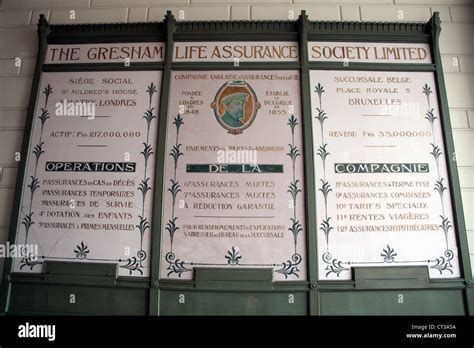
left=310, top=70, right=461, bottom=280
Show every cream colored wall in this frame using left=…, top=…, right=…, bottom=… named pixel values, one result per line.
left=0, top=0, right=473, bottom=281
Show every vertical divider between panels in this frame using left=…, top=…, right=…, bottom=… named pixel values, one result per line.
left=149, top=11, right=176, bottom=316
left=298, top=11, right=320, bottom=315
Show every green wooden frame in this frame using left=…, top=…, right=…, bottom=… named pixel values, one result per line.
left=0, top=11, right=471, bottom=316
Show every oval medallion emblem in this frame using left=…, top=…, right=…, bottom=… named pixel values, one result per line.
left=211, top=80, right=261, bottom=135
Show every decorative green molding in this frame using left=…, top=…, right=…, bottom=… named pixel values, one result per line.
left=48, top=22, right=165, bottom=44
left=309, top=21, right=429, bottom=34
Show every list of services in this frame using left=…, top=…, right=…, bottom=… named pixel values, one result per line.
left=161, top=71, right=306, bottom=280
left=14, top=71, right=161, bottom=277
left=311, top=70, right=460, bottom=280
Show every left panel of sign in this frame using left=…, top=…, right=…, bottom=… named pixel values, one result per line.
left=13, top=70, right=162, bottom=277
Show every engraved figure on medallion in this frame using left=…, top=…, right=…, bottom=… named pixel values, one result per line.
left=211, top=80, right=261, bottom=135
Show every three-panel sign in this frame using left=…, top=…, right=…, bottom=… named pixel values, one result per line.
left=3, top=12, right=472, bottom=316
left=12, top=37, right=462, bottom=283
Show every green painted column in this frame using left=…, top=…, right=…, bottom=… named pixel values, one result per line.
left=150, top=10, right=176, bottom=316
left=298, top=10, right=320, bottom=315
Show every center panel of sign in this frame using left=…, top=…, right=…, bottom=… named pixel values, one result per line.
left=160, top=70, right=307, bottom=281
